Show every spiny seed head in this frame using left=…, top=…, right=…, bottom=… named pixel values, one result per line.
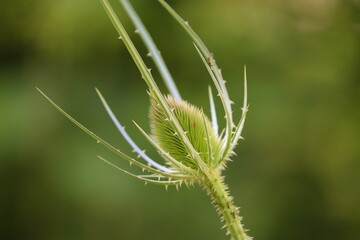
left=150, top=95, right=222, bottom=170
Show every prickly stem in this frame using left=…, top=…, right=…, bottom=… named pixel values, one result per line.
left=204, top=170, right=250, bottom=240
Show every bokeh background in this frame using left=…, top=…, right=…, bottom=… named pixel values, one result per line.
left=1, top=0, right=359, bottom=239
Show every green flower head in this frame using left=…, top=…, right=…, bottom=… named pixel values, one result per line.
left=150, top=94, right=222, bottom=169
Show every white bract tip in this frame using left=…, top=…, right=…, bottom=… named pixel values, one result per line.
left=96, top=88, right=173, bottom=173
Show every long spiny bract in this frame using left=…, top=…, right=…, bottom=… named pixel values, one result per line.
left=158, top=0, right=234, bottom=154
left=230, top=66, right=249, bottom=155
left=193, top=44, right=234, bottom=164
left=120, top=0, right=181, bottom=100
left=98, top=155, right=184, bottom=186
left=96, top=88, right=173, bottom=173
left=36, top=88, right=183, bottom=180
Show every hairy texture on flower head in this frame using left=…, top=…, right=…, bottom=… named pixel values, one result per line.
left=149, top=94, right=222, bottom=170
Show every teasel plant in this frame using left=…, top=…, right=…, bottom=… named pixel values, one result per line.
left=37, top=0, right=251, bottom=239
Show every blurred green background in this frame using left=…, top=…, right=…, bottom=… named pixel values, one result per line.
left=1, top=0, right=359, bottom=239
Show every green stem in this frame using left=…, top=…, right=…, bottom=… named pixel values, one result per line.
left=205, top=170, right=250, bottom=240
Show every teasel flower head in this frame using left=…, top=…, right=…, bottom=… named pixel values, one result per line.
left=38, top=0, right=251, bottom=239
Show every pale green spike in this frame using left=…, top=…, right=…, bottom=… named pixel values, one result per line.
left=158, top=0, right=232, bottom=123
left=208, top=86, right=218, bottom=135
left=230, top=65, right=249, bottom=151
left=95, top=88, right=173, bottom=173
left=138, top=174, right=165, bottom=178
left=158, top=0, right=210, bottom=59
left=119, top=0, right=181, bottom=100
left=98, top=156, right=182, bottom=185
left=193, top=45, right=233, bottom=160
left=201, top=111, right=214, bottom=165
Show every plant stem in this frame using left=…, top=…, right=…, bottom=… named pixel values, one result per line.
left=204, top=170, right=250, bottom=240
